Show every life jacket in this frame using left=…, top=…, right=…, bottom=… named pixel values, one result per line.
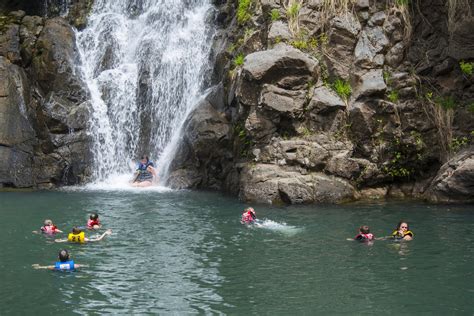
left=54, top=260, right=75, bottom=271
left=355, top=233, right=374, bottom=241
left=68, top=231, right=85, bottom=243
left=137, top=161, right=154, bottom=172
left=241, top=211, right=256, bottom=224
left=87, top=219, right=100, bottom=228
left=41, top=225, right=58, bottom=234
left=391, top=230, right=414, bottom=240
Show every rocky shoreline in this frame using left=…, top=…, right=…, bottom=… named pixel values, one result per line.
left=1, top=0, right=473, bottom=204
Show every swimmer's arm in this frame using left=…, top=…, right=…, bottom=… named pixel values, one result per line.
left=74, top=264, right=89, bottom=268
left=403, top=235, right=413, bottom=241
left=88, top=229, right=112, bottom=242
left=55, top=229, right=63, bottom=233
left=32, top=230, right=40, bottom=234
left=54, top=238, right=68, bottom=243
left=32, top=264, right=55, bottom=270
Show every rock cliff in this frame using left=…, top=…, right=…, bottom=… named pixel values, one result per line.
left=0, top=9, right=91, bottom=188
left=168, top=0, right=474, bottom=204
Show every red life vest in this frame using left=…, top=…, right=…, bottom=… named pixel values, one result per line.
left=355, top=233, right=374, bottom=241
left=41, top=225, right=58, bottom=234
left=241, top=211, right=255, bottom=224
left=87, top=219, right=100, bottom=228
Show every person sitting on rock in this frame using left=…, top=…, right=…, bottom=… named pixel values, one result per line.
left=55, top=227, right=112, bottom=243
left=241, top=207, right=257, bottom=224
left=32, top=249, right=87, bottom=271
left=131, top=155, right=157, bottom=187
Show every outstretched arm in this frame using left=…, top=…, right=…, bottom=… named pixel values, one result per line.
left=87, top=229, right=112, bottom=242
left=55, top=238, right=68, bottom=243
left=32, top=264, right=55, bottom=270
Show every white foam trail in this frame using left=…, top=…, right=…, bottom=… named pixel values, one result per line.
left=251, top=219, right=303, bottom=235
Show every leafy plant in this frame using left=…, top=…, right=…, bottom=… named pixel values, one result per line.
left=450, top=136, right=469, bottom=153
left=287, top=3, right=300, bottom=20
left=468, top=103, right=474, bottom=113
left=270, top=9, right=280, bottom=21
left=436, top=95, right=456, bottom=110
left=290, top=40, right=308, bottom=50
left=234, top=53, right=245, bottom=67
left=388, top=90, right=399, bottom=103
left=237, top=0, right=252, bottom=25
left=459, top=60, right=474, bottom=76
left=332, top=79, right=352, bottom=102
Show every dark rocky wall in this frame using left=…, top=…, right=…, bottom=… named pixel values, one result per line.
left=168, top=0, right=474, bottom=204
left=0, top=9, right=92, bottom=188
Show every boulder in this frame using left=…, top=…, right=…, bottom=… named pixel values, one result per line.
left=353, top=69, right=387, bottom=100
left=354, top=26, right=389, bottom=68
left=239, top=164, right=357, bottom=204
left=0, top=22, right=21, bottom=64
left=259, top=84, right=306, bottom=117
left=267, top=21, right=292, bottom=43
left=307, top=85, right=345, bottom=114
left=425, top=149, right=474, bottom=203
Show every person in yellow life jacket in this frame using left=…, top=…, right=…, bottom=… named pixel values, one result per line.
left=55, top=227, right=112, bottom=243
left=391, top=221, right=414, bottom=241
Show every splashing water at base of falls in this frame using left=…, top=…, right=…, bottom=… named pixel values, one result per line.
left=77, top=0, right=214, bottom=186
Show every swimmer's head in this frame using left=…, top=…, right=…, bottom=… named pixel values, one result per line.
left=58, top=249, right=69, bottom=262
left=360, top=225, right=370, bottom=234
left=72, top=227, right=82, bottom=234
left=44, top=219, right=53, bottom=226
left=245, top=207, right=256, bottom=219
left=90, top=213, right=99, bottom=220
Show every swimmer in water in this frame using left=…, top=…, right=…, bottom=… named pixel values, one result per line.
left=241, top=207, right=257, bottom=224
left=391, top=221, right=414, bottom=241
left=87, top=213, right=102, bottom=230
left=353, top=225, right=375, bottom=242
left=32, top=219, right=63, bottom=235
left=54, top=227, right=112, bottom=243
left=32, top=249, right=87, bottom=271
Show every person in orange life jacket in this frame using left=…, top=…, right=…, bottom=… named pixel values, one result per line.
left=32, top=219, right=63, bottom=235
left=354, top=225, right=374, bottom=242
left=131, top=155, right=157, bottom=187
left=32, top=249, right=87, bottom=271
left=241, top=207, right=257, bottom=224
left=87, top=213, right=101, bottom=230
left=391, top=221, right=414, bottom=241
left=54, top=227, right=112, bottom=243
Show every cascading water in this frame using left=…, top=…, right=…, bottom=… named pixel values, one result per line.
left=77, top=0, right=214, bottom=185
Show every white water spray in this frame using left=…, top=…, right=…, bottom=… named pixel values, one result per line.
left=77, top=0, right=214, bottom=185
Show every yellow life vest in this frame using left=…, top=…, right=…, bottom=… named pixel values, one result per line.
left=68, top=231, right=85, bottom=243
left=391, top=230, right=414, bottom=238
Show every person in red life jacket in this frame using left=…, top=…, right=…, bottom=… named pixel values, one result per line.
left=87, top=213, right=101, bottom=230
left=32, top=249, right=87, bottom=271
left=32, top=219, right=63, bottom=235
left=354, top=225, right=374, bottom=242
left=241, top=207, right=257, bottom=224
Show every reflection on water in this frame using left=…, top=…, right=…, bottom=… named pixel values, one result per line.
left=0, top=191, right=473, bottom=314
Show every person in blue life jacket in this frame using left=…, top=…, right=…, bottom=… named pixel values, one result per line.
left=131, top=155, right=157, bottom=187
left=32, top=249, right=87, bottom=271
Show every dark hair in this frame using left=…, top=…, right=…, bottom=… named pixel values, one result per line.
left=396, top=221, right=409, bottom=230
left=90, top=213, right=99, bottom=220
left=360, top=225, right=370, bottom=234
left=72, top=226, right=82, bottom=234
left=140, top=155, right=149, bottom=162
left=59, top=249, right=69, bottom=262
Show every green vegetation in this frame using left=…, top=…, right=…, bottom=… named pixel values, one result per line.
left=396, top=0, right=410, bottom=5
left=233, top=53, right=245, bottom=67
left=290, top=40, right=308, bottom=50
left=468, top=103, right=474, bottom=113
left=287, top=3, right=301, bottom=20
left=270, top=9, right=280, bottom=21
left=387, top=90, right=399, bottom=103
left=332, top=79, right=352, bottom=102
left=450, top=136, right=469, bottom=153
left=436, top=95, right=456, bottom=110
left=237, top=0, right=253, bottom=25
left=459, top=60, right=474, bottom=76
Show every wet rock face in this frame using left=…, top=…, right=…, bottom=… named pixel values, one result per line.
left=166, top=0, right=474, bottom=204
left=0, top=11, right=92, bottom=188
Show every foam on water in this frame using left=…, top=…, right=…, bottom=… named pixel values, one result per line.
left=251, top=219, right=303, bottom=235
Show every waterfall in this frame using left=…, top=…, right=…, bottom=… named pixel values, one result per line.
left=77, top=0, right=214, bottom=184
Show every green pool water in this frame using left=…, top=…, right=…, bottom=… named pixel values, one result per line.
left=0, top=189, right=472, bottom=314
